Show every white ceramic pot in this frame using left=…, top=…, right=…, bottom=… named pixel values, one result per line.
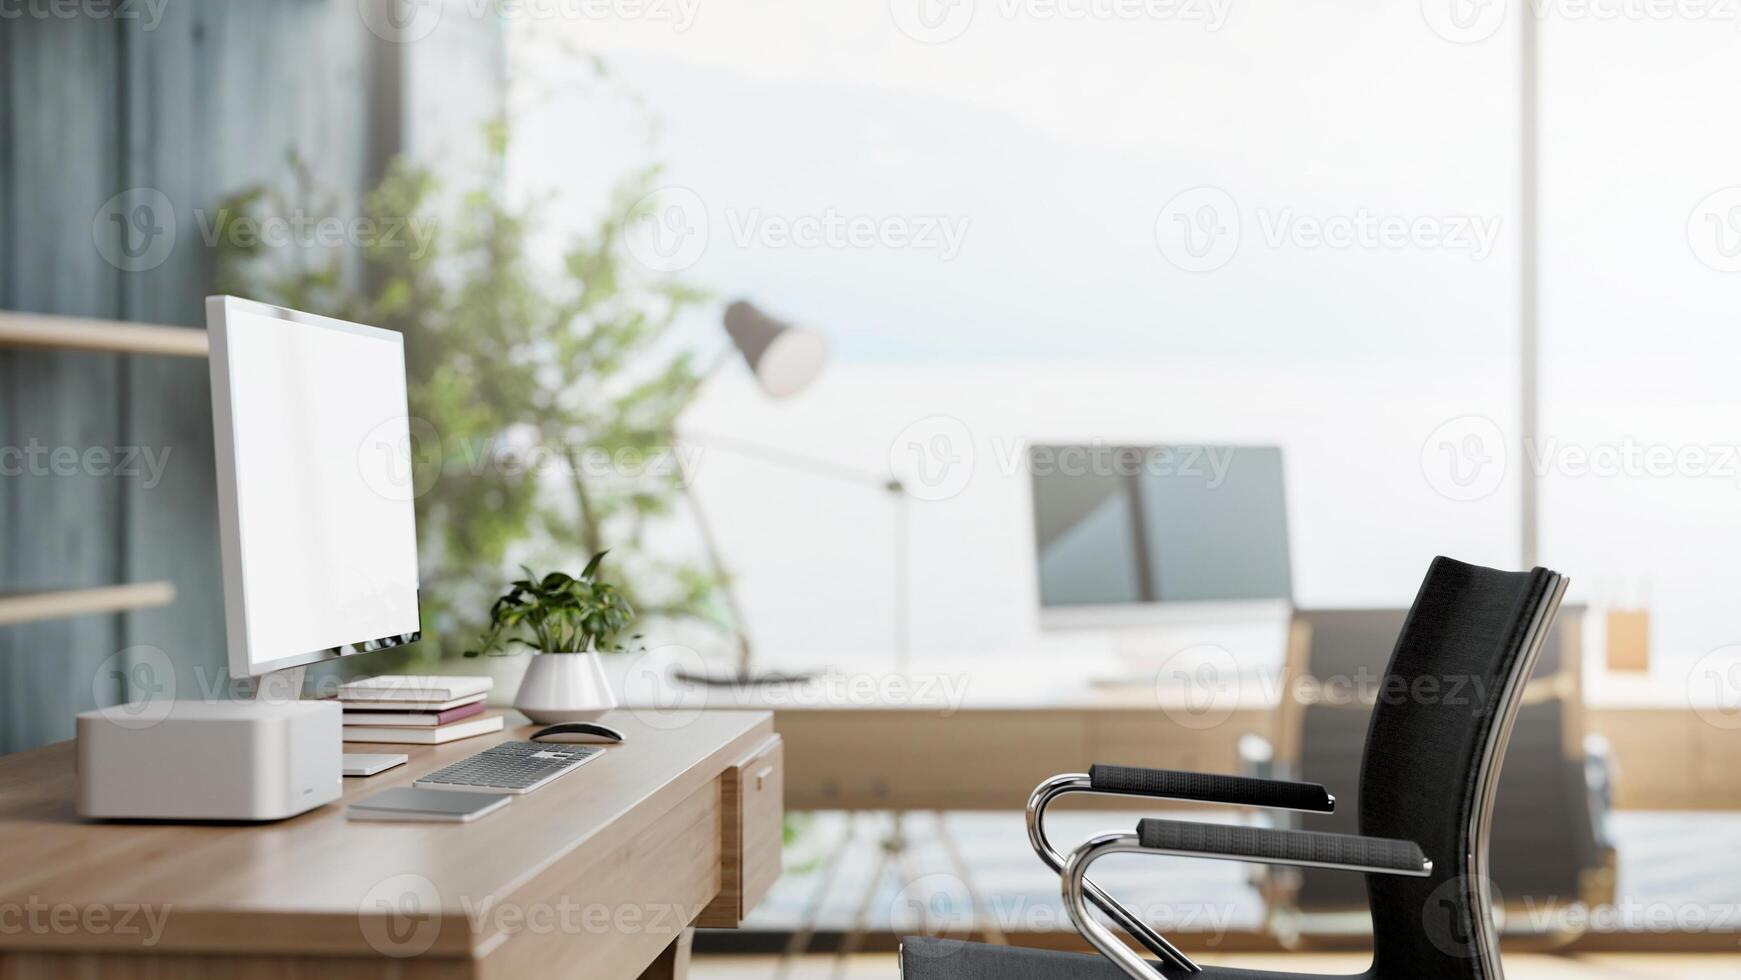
left=513, top=651, right=618, bottom=723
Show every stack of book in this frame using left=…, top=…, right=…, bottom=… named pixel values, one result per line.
left=338, top=675, right=504, bottom=745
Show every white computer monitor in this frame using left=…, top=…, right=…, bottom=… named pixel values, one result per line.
left=206, top=296, right=422, bottom=681
left=1030, top=443, right=1293, bottom=630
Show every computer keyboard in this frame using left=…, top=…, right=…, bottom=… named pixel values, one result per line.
left=414, top=741, right=603, bottom=794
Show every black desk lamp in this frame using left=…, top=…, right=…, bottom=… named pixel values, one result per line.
left=674, top=301, right=909, bottom=687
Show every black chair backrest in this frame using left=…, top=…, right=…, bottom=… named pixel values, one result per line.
left=1288, top=606, right=1591, bottom=913
left=1357, top=557, right=1565, bottom=979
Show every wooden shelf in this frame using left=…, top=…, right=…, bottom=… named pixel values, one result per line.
left=0, top=311, right=207, bottom=358
left=0, top=583, right=177, bottom=627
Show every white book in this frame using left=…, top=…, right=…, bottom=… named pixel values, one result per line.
left=337, top=675, right=492, bottom=703
left=341, top=701, right=487, bottom=727
left=342, top=713, right=505, bottom=745
left=337, top=692, right=487, bottom=713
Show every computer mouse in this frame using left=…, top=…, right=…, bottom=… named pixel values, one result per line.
left=530, top=722, right=625, bottom=744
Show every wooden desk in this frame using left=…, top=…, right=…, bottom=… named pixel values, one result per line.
left=0, top=709, right=783, bottom=980
left=615, top=654, right=1738, bottom=812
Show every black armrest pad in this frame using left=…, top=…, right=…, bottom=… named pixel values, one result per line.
left=1137, top=818, right=1428, bottom=873
left=1089, top=764, right=1334, bottom=812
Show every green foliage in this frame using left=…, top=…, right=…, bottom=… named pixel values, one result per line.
left=211, top=138, right=722, bottom=661
left=465, top=552, right=639, bottom=656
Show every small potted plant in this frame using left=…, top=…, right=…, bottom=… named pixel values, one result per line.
left=465, top=552, right=638, bottom=723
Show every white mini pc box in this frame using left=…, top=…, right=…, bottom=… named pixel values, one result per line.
left=76, top=700, right=342, bottom=821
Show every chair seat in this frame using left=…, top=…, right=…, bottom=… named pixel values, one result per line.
left=898, top=937, right=1369, bottom=980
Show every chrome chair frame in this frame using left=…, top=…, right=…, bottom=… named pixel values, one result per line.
left=1034, top=571, right=1567, bottom=980
left=1026, top=774, right=1338, bottom=974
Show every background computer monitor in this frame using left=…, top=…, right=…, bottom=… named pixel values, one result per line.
left=1030, top=444, right=1292, bottom=626
left=206, top=296, right=422, bottom=681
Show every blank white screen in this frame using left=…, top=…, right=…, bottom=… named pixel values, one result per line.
left=219, top=306, right=420, bottom=671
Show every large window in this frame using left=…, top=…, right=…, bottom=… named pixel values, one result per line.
left=509, top=2, right=1525, bottom=664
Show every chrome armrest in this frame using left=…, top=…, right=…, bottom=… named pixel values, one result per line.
left=1062, top=824, right=1432, bottom=980
left=1026, top=767, right=1335, bottom=975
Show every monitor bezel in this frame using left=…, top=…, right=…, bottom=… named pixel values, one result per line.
left=1027, top=442, right=1294, bottom=630
left=206, top=295, right=423, bottom=681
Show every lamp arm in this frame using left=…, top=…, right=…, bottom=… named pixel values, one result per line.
left=677, top=465, right=755, bottom=676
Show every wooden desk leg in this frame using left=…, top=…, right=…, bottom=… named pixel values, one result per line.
left=637, top=927, right=695, bottom=980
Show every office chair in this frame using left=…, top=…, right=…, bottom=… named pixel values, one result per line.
left=1241, top=606, right=1615, bottom=945
left=901, top=556, right=1568, bottom=980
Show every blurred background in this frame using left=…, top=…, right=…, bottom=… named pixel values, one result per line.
left=3, top=0, right=1740, bottom=975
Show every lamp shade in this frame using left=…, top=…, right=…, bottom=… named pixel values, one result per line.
left=723, top=300, right=827, bottom=398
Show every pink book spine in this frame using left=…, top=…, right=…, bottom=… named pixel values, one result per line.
left=433, top=700, right=488, bottom=725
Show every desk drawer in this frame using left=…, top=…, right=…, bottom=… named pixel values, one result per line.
left=698, top=734, right=784, bottom=927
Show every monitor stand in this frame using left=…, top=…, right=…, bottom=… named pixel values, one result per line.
left=251, top=664, right=407, bottom=777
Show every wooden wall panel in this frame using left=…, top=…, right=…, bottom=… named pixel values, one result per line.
left=0, top=1, right=504, bottom=751
left=0, top=17, right=126, bottom=753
